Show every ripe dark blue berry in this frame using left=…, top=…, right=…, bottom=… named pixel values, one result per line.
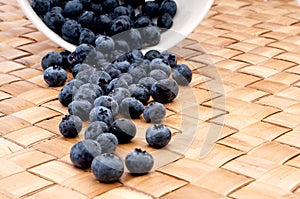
left=109, top=118, right=136, bottom=143
left=61, top=19, right=82, bottom=44
left=43, top=65, right=67, bottom=87
left=44, top=9, right=65, bottom=33
left=157, top=13, right=173, bottom=29
left=106, top=78, right=128, bottom=94
left=142, top=1, right=160, bottom=18
left=59, top=115, right=82, bottom=138
left=70, top=139, right=102, bottom=169
left=102, top=0, right=120, bottom=12
left=143, top=102, right=166, bottom=123
left=159, top=0, right=177, bottom=17
left=138, top=77, right=157, bottom=91
left=58, top=79, right=84, bottom=106
left=146, top=124, right=171, bottom=148
left=108, top=87, right=131, bottom=104
left=68, top=100, right=93, bottom=121
left=79, top=28, right=96, bottom=45
left=31, top=0, right=50, bottom=15
left=96, top=133, right=118, bottom=153
left=125, top=148, right=154, bottom=174
left=95, top=35, right=115, bottom=53
left=172, top=64, right=192, bottom=86
left=128, top=84, right=150, bottom=104
left=84, top=121, right=108, bottom=140
left=41, top=51, right=63, bottom=70
left=89, top=106, right=114, bottom=125
left=144, top=50, right=160, bottom=61
left=74, top=87, right=97, bottom=103
left=94, top=96, right=119, bottom=118
left=150, top=58, right=171, bottom=76
left=77, top=11, right=95, bottom=29
left=124, top=0, right=144, bottom=9
left=119, top=97, right=144, bottom=119
left=91, top=153, right=124, bottom=183
left=149, top=69, right=168, bottom=81
left=128, top=67, right=147, bottom=83
left=159, top=50, right=177, bottom=68
left=63, top=0, right=83, bottom=18
left=151, top=79, right=179, bottom=103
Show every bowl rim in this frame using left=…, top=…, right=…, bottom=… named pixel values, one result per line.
left=17, top=0, right=214, bottom=53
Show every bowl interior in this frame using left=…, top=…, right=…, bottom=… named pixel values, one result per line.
left=18, top=0, right=214, bottom=52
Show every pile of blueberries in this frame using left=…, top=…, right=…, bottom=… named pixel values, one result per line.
left=31, top=0, right=177, bottom=47
left=37, top=0, right=193, bottom=183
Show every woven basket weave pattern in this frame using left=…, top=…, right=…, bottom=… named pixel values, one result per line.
left=1, top=0, right=300, bottom=198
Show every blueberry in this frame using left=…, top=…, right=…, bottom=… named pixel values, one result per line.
left=59, top=115, right=82, bottom=138
left=146, top=124, right=171, bottom=148
left=119, top=73, right=133, bottom=85
left=144, top=50, right=160, bottom=61
left=151, top=79, right=179, bottom=103
left=91, top=153, right=124, bottom=183
left=159, top=51, right=177, bottom=68
left=112, top=6, right=131, bottom=19
left=60, top=50, right=71, bottom=69
left=43, top=66, right=67, bottom=87
left=128, top=84, right=150, bottom=104
left=109, top=118, right=136, bottom=143
left=93, top=14, right=112, bottom=34
left=58, top=79, right=84, bottom=106
left=112, top=60, right=130, bottom=73
left=88, top=70, right=111, bottom=88
left=74, top=87, right=97, bottom=103
left=50, top=0, right=59, bottom=7
left=84, top=49, right=105, bottom=68
left=159, top=0, right=177, bottom=17
left=121, top=4, right=136, bottom=19
left=78, top=83, right=104, bottom=98
left=43, top=10, right=65, bottom=33
left=68, top=44, right=94, bottom=67
left=104, top=65, right=122, bottom=79
left=157, top=13, right=173, bottom=30
left=142, top=1, right=160, bottom=18
left=79, top=29, right=95, bottom=45
left=131, top=59, right=151, bottom=73
left=95, top=35, right=115, bottom=54
left=149, top=69, right=169, bottom=81
left=31, top=0, right=50, bottom=15
left=94, top=96, right=119, bottom=118
left=128, top=67, right=147, bottom=83
left=96, top=133, right=118, bottom=153
left=143, top=102, right=166, bottom=123
left=172, top=64, right=193, bottom=86
left=124, top=28, right=142, bottom=50
left=61, top=19, right=82, bottom=44
left=150, top=58, right=171, bottom=76
left=68, top=100, right=93, bottom=121
left=41, top=51, right=63, bottom=70
left=119, top=97, right=144, bottom=119
left=115, top=39, right=130, bottom=53
left=125, top=148, right=154, bottom=174
left=126, top=49, right=144, bottom=63
left=102, top=0, right=120, bottom=13
left=134, top=15, right=153, bottom=28
left=110, top=18, right=131, bottom=36
left=76, top=69, right=94, bottom=83
left=89, top=106, right=114, bottom=125
left=63, top=0, right=83, bottom=18
left=124, top=0, right=144, bottom=9
left=108, top=87, right=131, bottom=105
left=70, top=139, right=102, bottom=169
left=77, top=11, right=95, bottom=29
left=138, top=77, right=157, bottom=91
left=84, top=121, right=108, bottom=140
left=87, top=2, right=103, bottom=15
left=106, top=78, right=128, bottom=94
left=51, top=6, right=63, bottom=13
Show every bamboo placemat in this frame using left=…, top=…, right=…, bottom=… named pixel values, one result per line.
left=1, top=0, right=300, bottom=198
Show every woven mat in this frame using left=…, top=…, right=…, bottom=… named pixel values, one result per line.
left=1, top=0, right=300, bottom=198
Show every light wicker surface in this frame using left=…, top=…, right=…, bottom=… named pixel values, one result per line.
left=1, top=0, right=300, bottom=198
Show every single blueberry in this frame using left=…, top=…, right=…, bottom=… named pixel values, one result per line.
left=84, top=121, right=108, bottom=140
left=79, top=28, right=96, bottom=45
left=109, top=18, right=131, bottom=36
left=157, top=13, right=173, bottom=30
left=96, top=133, right=118, bottom=153
left=109, top=118, right=136, bottom=143
left=89, top=106, right=114, bottom=125
left=172, top=64, right=193, bottom=86
left=78, top=83, right=104, bottom=98
left=68, top=100, right=93, bottom=121
left=95, top=35, right=115, bottom=54
left=146, top=124, right=171, bottom=148
left=43, top=66, right=67, bottom=87
left=91, top=153, right=124, bottom=183
left=149, top=69, right=169, bottom=81
left=108, top=87, right=131, bottom=104
left=151, top=79, right=179, bottom=103
left=119, top=73, right=133, bottom=85
left=74, top=87, right=97, bottom=103
left=142, top=1, right=160, bottom=18
left=124, top=0, right=144, bottom=9
left=106, top=78, right=128, bottom=94
left=41, top=51, right=63, bottom=70
left=138, top=77, right=157, bottom=91
left=61, top=19, right=82, bottom=44
left=59, top=115, right=82, bottom=138
left=112, top=60, right=130, bottom=73
left=77, top=11, right=95, bottom=29
left=159, top=0, right=177, bottom=17
left=150, top=58, right=171, bottom=76
left=125, top=148, right=154, bottom=175
left=31, top=0, right=50, bottom=15
left=58, top=79, right=84, bottom=106
left=119, top=97, right=144, bottom=119
left=143, top=101, right=166, bottom=123
left=94, top=96, right=119, bottom=118
left=158, top=50, right=177, bottom=68
left=144, top=49, right=160, bottom=61
left=63, top=0, right=83, bottom=18
left=102, top=0, right=120, bottom=12
left=43, top=10, right=65, bottom=33
left=128, top=67, right=147, bottom=83
left=128, top=84, right=150, bottom=104
left=70, top=139, right=102, bottom=169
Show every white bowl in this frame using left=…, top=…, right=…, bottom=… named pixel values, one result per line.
left=18, top=0, right=214, bottom=52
